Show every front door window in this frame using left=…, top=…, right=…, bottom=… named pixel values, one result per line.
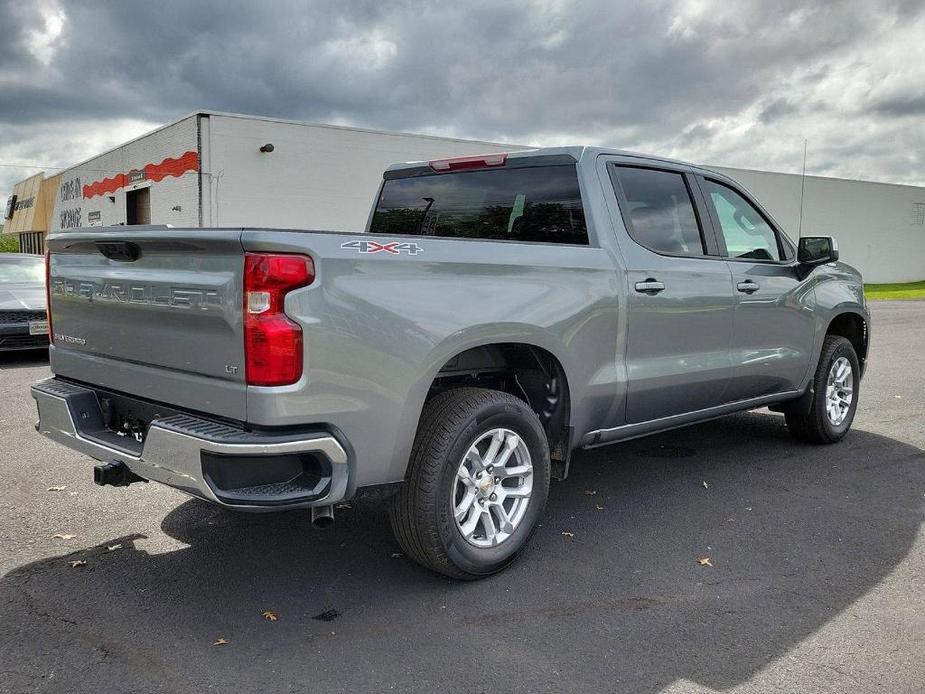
left=702, top=179, right=781, bottom=262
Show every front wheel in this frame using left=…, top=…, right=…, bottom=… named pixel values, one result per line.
left=388, top=388, right=550, bottom=579
left=786, top=335, right=860, bottom=444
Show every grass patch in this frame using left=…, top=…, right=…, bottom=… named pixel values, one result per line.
left=864, top=281, right=925, bottom=300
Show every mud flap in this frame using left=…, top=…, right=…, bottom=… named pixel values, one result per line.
left=768, top=384, right=814, bottom=417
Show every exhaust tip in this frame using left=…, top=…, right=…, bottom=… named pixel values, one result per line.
left=311, top=505, right=335, bottom=529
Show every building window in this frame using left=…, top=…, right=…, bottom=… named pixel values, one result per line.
left=913, top=203, right=925, bottom=226
left=19, top=232, right=44, bottom=254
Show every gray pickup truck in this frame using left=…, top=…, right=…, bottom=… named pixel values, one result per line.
left=33, top=146, right=869, bottom=579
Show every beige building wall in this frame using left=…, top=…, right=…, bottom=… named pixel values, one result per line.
left=3, top=172, right=61, bottom=252
left=4, top=172, right=44, bottom=235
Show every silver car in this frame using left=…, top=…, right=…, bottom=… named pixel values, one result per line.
left=0, top=253, right=49, bottom=351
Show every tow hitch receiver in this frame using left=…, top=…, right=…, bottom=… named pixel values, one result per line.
left=93, top=460, right=147, bottom=487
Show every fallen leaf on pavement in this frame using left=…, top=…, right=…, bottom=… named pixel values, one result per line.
left=47, top=485, right=67, bottom=492
left=584, top=489, right=597, bottom=496
left=391, top=552, right=403, bottom=558
left=69, top=560, right=87, bottom=568
left=212, top=638, right=229, bottom=646
left=702, top=481, right=709, bottom=489
left=561, top=531, right=574, bottom=537
left=262, top=610, right=278, bottom=622
left=107, top=544, right=122, bottom=552
left=51, top=533, right=75, bottom=540
left=696, top=556, right=713, bottom=567
left=595, top=505, right=604, bottom=510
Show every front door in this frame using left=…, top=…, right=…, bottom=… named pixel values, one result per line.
left=609, top=162, right=736, bottom=424
left=697, top=176, right=815, bottom=401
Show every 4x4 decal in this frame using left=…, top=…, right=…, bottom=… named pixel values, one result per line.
left=341, top=240, right=423, bottom=255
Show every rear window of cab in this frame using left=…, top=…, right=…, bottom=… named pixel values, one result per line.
left=369, top=165, right=589, bottom=245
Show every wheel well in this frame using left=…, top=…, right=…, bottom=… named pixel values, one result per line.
left=826, top=312, right=868, bottom=371
left=428, top=344, right=572, bottom=478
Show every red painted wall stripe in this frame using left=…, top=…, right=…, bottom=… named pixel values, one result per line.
left=82, top=150, right=200, bottom=199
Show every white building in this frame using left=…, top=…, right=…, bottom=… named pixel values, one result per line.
left=48, top=112, right=516, bottom=235
left=21, top=111, right=925, bottom=283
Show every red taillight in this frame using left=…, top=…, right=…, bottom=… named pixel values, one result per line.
left=428, top=153, right=508, bottom=172
left=45, top=250, right=53, bottom=344
left=243, top=253, right=314, bottom=386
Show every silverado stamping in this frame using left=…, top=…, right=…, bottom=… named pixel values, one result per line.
left=32, top=147, right=869, bottom=579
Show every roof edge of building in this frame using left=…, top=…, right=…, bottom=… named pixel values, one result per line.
left=31, top=110, right=925, bottom=193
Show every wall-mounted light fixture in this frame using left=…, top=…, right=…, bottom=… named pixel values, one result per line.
left=171, top=205, right=182, bottom=212
left=259, top=143, right=275, bottom=153
left=108, top=196, right=116, bottom=203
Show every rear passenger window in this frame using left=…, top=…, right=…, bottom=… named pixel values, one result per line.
left=370, top=165, right=588, bottom=245
left=702, top=179, right=781, bottom=262
left=613, top=166, right=705, bottom=256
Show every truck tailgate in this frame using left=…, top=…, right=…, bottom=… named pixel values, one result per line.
left=46, top=228, right=247, bottom=421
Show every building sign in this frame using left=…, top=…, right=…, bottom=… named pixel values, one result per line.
left=129, top=170, right=146, bottom=183
left=3, top=193, right=38, bottom=218
left=59, top=176, right=81, bottom=202
left=87, top=210, right=102, bottom=226
left=15, top=196, right=35, bottom=211
left=58, top=175, right=83, bottom=229
left=60, top=208, right=82, bottom=229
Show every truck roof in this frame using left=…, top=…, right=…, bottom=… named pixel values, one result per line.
left=384, top=145, right=726, bottom=179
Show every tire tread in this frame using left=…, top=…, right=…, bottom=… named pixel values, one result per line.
left=389, top=387, right=544, bottom=579
left=786, top=335, right=857, bottom=444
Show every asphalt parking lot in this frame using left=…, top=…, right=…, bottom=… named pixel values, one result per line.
left=1, top=301, right=923, bottom=694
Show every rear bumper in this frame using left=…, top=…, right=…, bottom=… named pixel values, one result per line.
left=31, top=378, right=349, bottom=511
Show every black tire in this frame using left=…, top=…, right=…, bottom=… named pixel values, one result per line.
left=388, top=387, right=550, bottom=580
left=786, top=335, right=860, bottom=444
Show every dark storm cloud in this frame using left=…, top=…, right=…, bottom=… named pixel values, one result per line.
left=758, top=98, right=802, bottom=125
left=871, top=94, right=925, bottom=117
left=1, top=0, right=924, bottom=190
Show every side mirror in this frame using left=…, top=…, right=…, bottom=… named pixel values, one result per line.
left=798, top=236, right=839, bottom=266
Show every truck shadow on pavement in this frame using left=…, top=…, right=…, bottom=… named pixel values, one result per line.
left=2, top=411, right=923, bottom=692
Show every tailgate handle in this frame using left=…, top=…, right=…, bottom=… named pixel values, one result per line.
left=96, top=241, right=141, bottom=262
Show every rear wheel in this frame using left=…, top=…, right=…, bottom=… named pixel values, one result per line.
left=786, top=335, right=860, bottom=444
left=388, top=387, right=550, bottom=579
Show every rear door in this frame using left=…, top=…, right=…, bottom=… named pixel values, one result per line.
left=607, top=160, right=735, bottom=424
left=695, top=176, right=815, bottom=401
left=47, top=228, right=247, bottom=420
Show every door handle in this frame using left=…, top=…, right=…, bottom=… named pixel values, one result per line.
left=634, top=278, right=665, bottom=295
left=737, top=280, right=760, bottom=294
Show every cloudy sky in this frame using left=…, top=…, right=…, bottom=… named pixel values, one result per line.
left=2, top=0, right=924, bottom=195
